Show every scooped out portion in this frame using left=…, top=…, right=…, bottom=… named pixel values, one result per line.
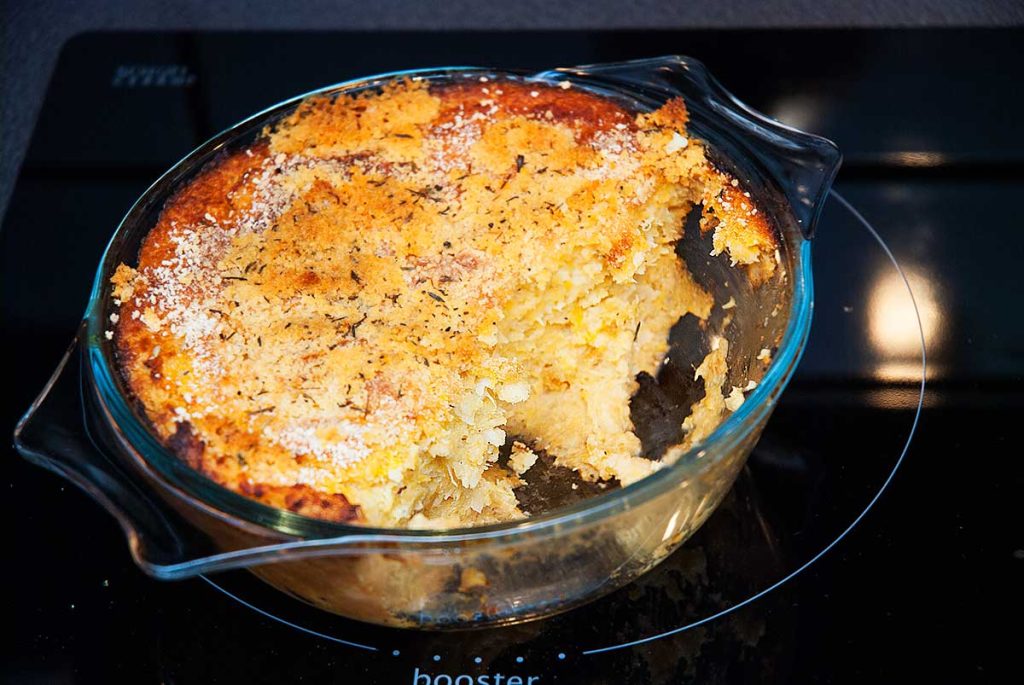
left=109, top=77, right=778, bottom=528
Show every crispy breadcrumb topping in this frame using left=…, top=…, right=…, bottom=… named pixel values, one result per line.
left=111, top=78, right=777, bottom=527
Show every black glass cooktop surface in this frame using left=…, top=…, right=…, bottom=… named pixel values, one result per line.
left=2, top=29, right=1020, bottom=684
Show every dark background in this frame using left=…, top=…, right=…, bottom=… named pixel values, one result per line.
left=2, top=5, right=1023, bottom=685
left=3, top=0, right=1023, bottom=219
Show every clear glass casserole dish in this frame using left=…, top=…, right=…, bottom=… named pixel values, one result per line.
left=14, top=56, right=840, bottom=629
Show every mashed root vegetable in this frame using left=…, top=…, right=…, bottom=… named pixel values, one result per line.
left=110, top=78, right=776, bottom=527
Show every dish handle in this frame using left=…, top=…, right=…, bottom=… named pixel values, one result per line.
left=13, top=327, right=201, bottom=573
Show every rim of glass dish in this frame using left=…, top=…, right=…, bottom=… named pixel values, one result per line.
left=83, top=61, right=817, bottom=543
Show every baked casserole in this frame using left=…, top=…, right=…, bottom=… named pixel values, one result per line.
left=109, top=77, right=777, bottom=528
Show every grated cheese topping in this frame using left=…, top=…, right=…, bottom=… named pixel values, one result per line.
left=110, top=78, right=777, bottom=527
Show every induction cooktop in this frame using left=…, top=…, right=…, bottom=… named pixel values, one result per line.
left=3, top=29, right=1020, bottom=684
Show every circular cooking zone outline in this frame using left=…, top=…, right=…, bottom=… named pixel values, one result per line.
left=199, top=189, right=925, bottom=658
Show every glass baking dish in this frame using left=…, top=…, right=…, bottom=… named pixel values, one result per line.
left=14, top=56, right=839, bottom=629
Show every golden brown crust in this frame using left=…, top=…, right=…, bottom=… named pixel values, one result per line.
left=237, top=482, right=360, bottom=522
left=110, top=77, right=777, bottom=527
left=432, top=80, right=636, bottom=141
left=701, top=181, right=778, bottom=283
